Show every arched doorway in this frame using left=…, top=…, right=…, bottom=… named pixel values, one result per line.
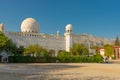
left=58, top=50, right=63, bottom=54
left=49, top=49, right=55, bottom=57
left=57, top=50, right=64, bottom=57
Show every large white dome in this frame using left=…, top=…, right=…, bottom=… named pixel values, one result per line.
left=21, top=18, right=40, bottom=33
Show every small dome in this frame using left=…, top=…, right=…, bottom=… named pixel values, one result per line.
left=66, top=24, right=73, bottom=31
left=21, top=18, right=40, bottom=33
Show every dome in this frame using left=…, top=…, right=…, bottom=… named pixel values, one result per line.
left=66, top=24, right=73, bottom=31
left=21, top=18, right=40, bottom=33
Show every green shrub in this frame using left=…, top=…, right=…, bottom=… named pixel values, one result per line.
left=57, top=52, right=103, bottom=63
left=80, top=56, right=88, bottom=62
left=46, top=57, right=57, bottom=63
left=87, top=56, right=95, bottom=63
left=72, top=56, right=80, bottom=62
left=9, top=56, right=35, bottom=63
left=8, top=53, right=103, bottom=63
left=8, top=56, right=57, bottom=63
left=93, top=54, right=103, bottom=63
left=111, top=56, right=116, bottom=60
left=57, top=51, right=72, bottom=63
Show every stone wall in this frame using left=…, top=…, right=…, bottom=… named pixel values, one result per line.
left=4, top=31, right=65, bottom=55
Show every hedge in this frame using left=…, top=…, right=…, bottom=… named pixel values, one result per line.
left=58, top=54, right=103, bottom=63
left=8, top=56, right=57, bottom=63
left=0, top=54, right=103, bottom=63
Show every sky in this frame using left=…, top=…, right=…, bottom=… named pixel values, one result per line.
left=0, top=0, right=120, bottom=39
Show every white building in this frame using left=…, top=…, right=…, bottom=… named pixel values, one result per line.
left=0, top=18, right=112, bottom=56
left=99, top=48, right=105, bottom=57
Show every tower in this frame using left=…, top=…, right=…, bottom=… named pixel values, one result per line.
left=0, top=24, right=5, bottom=32
left=57, top=30, right=60, bottom=37
left=64, top=24, right=73, bottom=52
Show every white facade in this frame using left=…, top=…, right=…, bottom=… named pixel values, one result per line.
left=4, top=32, right=65, bottom=56
left=0, top=18, right=112, bottom=56
left=64, top=24, right=73, bottom=52
left=99, top=48, right=105, bottom=57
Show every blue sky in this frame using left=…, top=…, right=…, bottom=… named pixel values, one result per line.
left=0, top=0, right=120, bottom=39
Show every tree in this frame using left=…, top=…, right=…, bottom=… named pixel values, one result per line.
left=0, top=32, right=17, bottom=55
left=104, top=44, right=114, bottom=57
left=114, top=36, right=120, bottom=46
left=16, top=46, right=25, bottom=55
left=4, top=39, right=17, bottom=55
left=24, top=44, right=47, bottom=56
left=70, top=44, right=89, bottom=55
left=57, top=50, right=71, bottom=62
left=0, top=32, right=9, bottom=50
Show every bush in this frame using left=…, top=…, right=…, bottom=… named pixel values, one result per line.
left=87, top=56, right=95, bottom=63
left=7, top=53, right=103, bottom=63
left=93, top=54, right=103, bottom=63
left=8, top=56, right=57, bottom=63
left=57, top=51, right=72, bottom=62
left=9, top=56, right=35, bottom=63
left=57, top=53, right=103, bottom=63
left=111, top=56, right=116, bottom=60
left=72, top=56, right=80, bottom=62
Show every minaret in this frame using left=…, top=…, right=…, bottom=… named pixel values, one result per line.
left=0, top=24, right=5, bottom=32
left=57, top=30, right=60, bottom=37
left=64, top=24, right=73, bottom=52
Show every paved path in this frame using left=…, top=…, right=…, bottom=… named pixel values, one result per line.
left=0, top=63, right=120, bottom=80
